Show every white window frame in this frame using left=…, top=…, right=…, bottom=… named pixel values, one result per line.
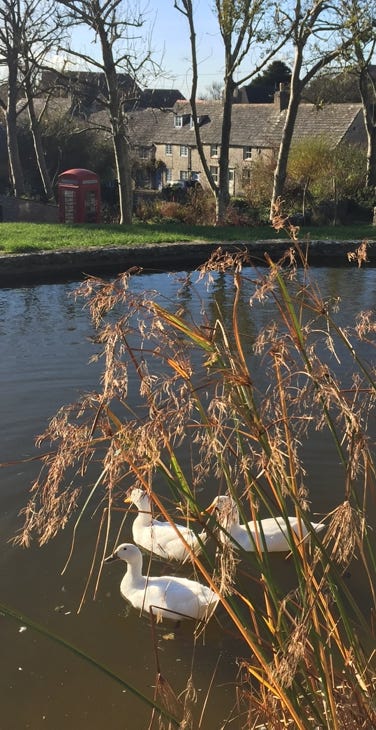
left=180, top=170, right=189, bottom=181
left=190, top=115, right=200, bottom=129
left=166, top=168, right=172, bottom=182
left=210, top=165, right=218, bottom=183
left=180, top=145, right=188, bottom=157
left=210, top=144, right=219, bottom=157
left=243, top=146, right=252, bottom=161
left=174, top=115, right=183, bottom=128
left=165, top=143, right=172, bottom=156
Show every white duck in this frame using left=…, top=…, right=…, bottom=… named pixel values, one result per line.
left=205, top=495, right=325, bottom=552
left=104, top=543, right=218, bottom=622
left=124, top=487, right=206, bottom=562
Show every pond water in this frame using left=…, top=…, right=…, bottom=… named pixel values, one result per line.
left=0, top=264, right=375, bottom=729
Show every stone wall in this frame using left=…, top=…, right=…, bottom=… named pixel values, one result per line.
left=0, top=195, right=58, bottom=223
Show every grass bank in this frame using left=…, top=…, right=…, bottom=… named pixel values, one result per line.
left=0, top=220, right=375, bottom=253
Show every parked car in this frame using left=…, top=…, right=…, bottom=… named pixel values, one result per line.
left=161, top=179, right=202, bottom=201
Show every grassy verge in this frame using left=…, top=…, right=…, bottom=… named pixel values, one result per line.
left=0, top=220, right=375, bottom=254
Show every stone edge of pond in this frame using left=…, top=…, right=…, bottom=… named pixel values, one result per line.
left=0, top=238, right=374, bottom=286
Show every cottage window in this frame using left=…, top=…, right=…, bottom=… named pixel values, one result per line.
left=210, top=165, right=218, bottom=183
left=190, top=115, right=200, bottom=129
left=210, top=144, right=219, bottom=157
left=243, top=146, right=252, bottom=160
left=139, top=146, right=149, bottom=160
left=174, top=115, right=183, bottom=128
left=180, top=170, right=189, bottom=180
left=166, top=168, right=172, bottom=182
left=180, top=145, right=188, bottom=157
left=165, top=143, right=172, bottom=155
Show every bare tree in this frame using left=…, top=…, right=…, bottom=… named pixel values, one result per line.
left=0, top=0, right=63, bottom=199
left=337, top=0, right=376, bottom=190
left=270, top=0, right=355, bottom=216
left=18, top=0, right=63, bottom=200
left=175, top=0, right=288, bottom=225
left=56, top=0, right=156, bottom=224
left=201, top=80, right=223, bottom=100
left=0, top=0, right=26, bottom=196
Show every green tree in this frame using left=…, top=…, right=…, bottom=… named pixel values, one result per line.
left=288, top=136, right=366, bottom=223
left=337, top=0, right=376, bottom=189
left=304, top=69, right=361, bottom=104
left=246, top=59, right=291, bottom=102
left=270, top=0, right=357, bottom=217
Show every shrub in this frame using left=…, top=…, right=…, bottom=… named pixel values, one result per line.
left=184, top=187, right=216, bottom=224
left=134, top=197, right=159, bottom=222
left=155, top=189, right=216, bottom=225
left=243, top=140, right=368, bottom=225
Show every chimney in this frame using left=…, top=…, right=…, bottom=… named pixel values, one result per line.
left=274, top=83, right=289, bottom=111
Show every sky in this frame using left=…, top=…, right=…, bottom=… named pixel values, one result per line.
left=146, top=1, right=225, bottom=95
left=68, top=0, right=273, bottom=98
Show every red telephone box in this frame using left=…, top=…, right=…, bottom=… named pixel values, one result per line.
left=58, top=168, right=101, bottom=223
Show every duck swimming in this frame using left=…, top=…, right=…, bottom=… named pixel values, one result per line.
left=104, top=543, right=218, bottom=622
left=124, top=487, right=206, bottom=562
left=206, top=494, right=325, bottom=552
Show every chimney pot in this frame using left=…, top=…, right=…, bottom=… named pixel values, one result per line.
left=274, top=84, right=289, bottom=111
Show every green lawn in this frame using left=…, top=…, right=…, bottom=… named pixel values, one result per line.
left=0, top=220, right=375, bottom=254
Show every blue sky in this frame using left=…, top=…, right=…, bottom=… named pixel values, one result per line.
left=67, top=1, right=288, bottom=97
left=147, top=1, right=225, bottom=95
left=68, top=1, right=236, bottom=97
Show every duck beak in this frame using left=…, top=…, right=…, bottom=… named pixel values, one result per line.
left=204, top=499, right=217, bottom=515
left=123, top=495, right=132, bottom=504
left=104, top=552, right=117, bottom=563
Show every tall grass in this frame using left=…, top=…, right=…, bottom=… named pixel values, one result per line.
left=16, top=207, right=376, bottom=728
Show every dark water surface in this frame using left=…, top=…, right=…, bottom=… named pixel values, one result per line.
left=0, top=266, right=375, bottom=729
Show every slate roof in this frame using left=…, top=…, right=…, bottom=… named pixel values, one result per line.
left=125, top=100, right=364, bottom=149
left=25, top=94, right=364, bottom=151
left=132, top=88, right=184, bottom=109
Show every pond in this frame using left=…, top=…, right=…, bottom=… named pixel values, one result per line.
left=0, top=263, right=375, bottom=729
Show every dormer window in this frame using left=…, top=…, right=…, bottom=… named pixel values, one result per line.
left=174, top=115, right=183, bottom=128
left=190, top=115, right=200, bottom=129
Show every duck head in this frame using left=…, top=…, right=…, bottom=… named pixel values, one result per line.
left=205, top=494, right=239, bottom=529
left=104, top=542, right=141, bottom=564
left=124, top=487, right=152, bottom=512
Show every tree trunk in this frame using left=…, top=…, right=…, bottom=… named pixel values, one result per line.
left=357, top=53, right=376, bottom=190
left=215, top=76, right=235, bottom=225
left=99, top=25, right=133, bottom=224
left=112, top=121, right=133, bottom=225
left=25, top=79, right=54, bottom=201
left=365, top=126, right=376, bottom=189
left=270, top=91, right=301, bottom=218
left=6, top=60, right=25, bottom=197
left=360, top=95, right=376, bottom=189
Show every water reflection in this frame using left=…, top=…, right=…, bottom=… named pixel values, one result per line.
left=0, top=265, right=375, bottom=729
